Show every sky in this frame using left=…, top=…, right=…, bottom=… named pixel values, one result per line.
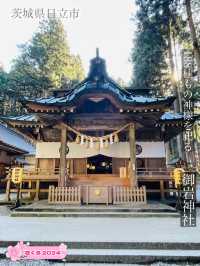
left=0, top=0, right=136, bottom=84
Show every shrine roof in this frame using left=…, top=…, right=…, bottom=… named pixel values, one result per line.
left=22, top=49, right=175, bottom=109
left=4, top=111, right=184, bottom=123
left=160, top=112, right=183, bottom=121
left=0, top=123, right=35, bottom=154
left=4, top=114, right=38, bottom=122
left=24, top=85, right=175, bottom=107
left=160, top=112, right=200, bottom=123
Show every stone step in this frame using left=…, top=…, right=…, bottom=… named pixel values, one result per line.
left=46, top=248, right=200, bottom=264
left=11, top=211, right=179, bottom=218
left=14, top=206, right=177, bottom=213
left=1, top=241, right=200, bottom=250
left=1, top=247, right=200, bottom=264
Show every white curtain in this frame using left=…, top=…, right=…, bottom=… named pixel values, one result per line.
left=36, top=142, right=165, bottom=159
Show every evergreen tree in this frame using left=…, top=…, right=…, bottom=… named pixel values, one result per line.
left=185, top=0, right=200, bottom=77
left=131, top=0, right=187, bottom=97
left=0, top=68, right=8, bottom=114
left=0, top=19, right=85, bottom=115
left=10, top=19, right=84, bottom=98
left=131, top=0, right=171, bottom=95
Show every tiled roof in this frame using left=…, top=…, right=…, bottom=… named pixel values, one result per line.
left=4, top=114, right=38, bottom=122
left=22, top=52, right=176, bottom=108
left=24, top=81, right=175, bottom=107
left=0, top=123, right=35, bottom=154
left=160, top=112, right=183, bottom=120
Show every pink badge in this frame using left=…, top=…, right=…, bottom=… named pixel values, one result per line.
left=6, top=241, right=67, bottom=261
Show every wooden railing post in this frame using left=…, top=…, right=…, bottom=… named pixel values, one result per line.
left=48, top=186, right=81, bottom=204
left=129, top=123, right=137, bottom=187
left=59, top=126, right=67, bottom=187
left=113, top=186, right=147, bottom=205
left=34, top=180, right=40, bottom=201
left=5, top=179, right=11, bottom=201
left=143, top=186, right=147, bottom=204
left=160, top=180, right=165, bottom=201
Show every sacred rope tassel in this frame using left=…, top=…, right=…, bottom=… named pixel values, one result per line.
left=114, top=134, right=119, bottom=143
left=89, top=137, right=94, bottom=148
left=80, top=135, right=84, bottom=145
left=100, top=138, right=104, bottom=149
left=109, top=134, right=113, bottom=144
left=95, top=141, right=100, bottom=150
left=75, top=135, right=80, bottom=144
left=85, top=138, right=89, bottom=149
left=104, top=138, right=109, bottom=149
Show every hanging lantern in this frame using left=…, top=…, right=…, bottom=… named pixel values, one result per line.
left=109, top=134, right=113, bottom=144
left=75, top=135, right=80, bottom=144
left=100, top=138, right=104, bottom=148
left=104, top=138, right=109, bottom=149
left=89, top=137, right=94, bottom=148
left=80, top=135, right=84, bottom=145
left=114, top=134, right=119, bottom=143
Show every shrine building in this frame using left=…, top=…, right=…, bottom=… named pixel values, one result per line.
left=3, top=50, right=187, bottom=205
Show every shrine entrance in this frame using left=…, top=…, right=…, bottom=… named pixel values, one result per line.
left=87, top=155, right=112, bottom=174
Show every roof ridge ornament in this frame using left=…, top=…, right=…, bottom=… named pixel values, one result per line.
left=96, top=48, right=99, bottom=58
left=87, top=48, right=108, bottom=81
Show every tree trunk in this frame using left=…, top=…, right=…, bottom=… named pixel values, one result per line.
left=167, top=23, right=181, bottom=112
left=167, top=23, right=184, bottom=160
left=185, top=0, right=200, bottom=77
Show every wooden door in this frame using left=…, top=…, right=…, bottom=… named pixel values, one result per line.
left=112, top=158, right=129, bottom=176
left=38, top=159, right=54, bottom=171
left=73, top=158, right=87, bottom=175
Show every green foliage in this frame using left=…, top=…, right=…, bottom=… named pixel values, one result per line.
left=10, top=19, right=84, bottom=97
left=0, top=19, right=85, bottom=115
left=0, top=69, right=9, bottom=92
left=131, top=0, right=186, bottom=95
left=0, top=68, right=24, bottom=115
left=131, top=0, right=170, bottom=94
left=0, top=69, right=8, bottom=114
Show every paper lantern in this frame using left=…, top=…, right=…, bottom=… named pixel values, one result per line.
left=172, top=168, right=184, bottom=188
left=11, top=167, right=23, bottom=184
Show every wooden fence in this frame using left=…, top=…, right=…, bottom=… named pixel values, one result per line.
left=113, top=186, right=147, bottom=205
left=48, top=186, right=81, bottom=204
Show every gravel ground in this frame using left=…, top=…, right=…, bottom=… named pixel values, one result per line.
left=0, top=207, right=199, bottom=243
left=0, top=206, right=199, bottom=265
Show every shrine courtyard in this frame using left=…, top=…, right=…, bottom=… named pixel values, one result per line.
left=0, top=205, right=199, bottom=264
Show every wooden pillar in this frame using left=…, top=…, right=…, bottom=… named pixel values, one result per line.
left=160, top=180, right=165, bottom=201
left=129, top=123, right=137, bottom=187
left=34, top=180, right=40, bottom=201
left=59, top=126, right=67, bottom=187
left=35, top=158, right=39, bottom=172
left=28, top=180, right=33, bottom=199
left=5, top=179, right=11, bottom=201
